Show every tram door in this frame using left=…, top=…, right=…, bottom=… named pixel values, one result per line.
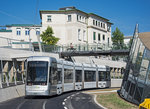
left=49, top=60, right=57, bottom=95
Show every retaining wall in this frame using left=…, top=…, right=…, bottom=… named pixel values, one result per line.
left=0, top=85, right=25, bottom=103
left=0, top=79, right=122, bottom=103
left=111, top=79, right=122, bottom=88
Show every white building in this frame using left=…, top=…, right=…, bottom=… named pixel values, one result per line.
left=0, top=7, right=113, bottom=50
left=40, top=7, right=113, bottom=46
left=0, top=24, right=41, bottom=49
left=124, top=36, right=132, bottom=45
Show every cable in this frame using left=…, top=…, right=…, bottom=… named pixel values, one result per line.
left=0, top=10, right=31, bottom=23
left=34, top=0, right=39, bottom=24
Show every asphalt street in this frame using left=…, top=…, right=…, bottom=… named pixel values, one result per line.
left=0, top=91, right=103, bottom=109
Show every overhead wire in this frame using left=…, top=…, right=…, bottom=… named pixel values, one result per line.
left=0, top=10, right=31, bottom=23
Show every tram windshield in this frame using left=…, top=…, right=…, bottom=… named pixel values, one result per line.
left=27, top=61, right=48, bottom=85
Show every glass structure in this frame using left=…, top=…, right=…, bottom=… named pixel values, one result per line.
left=120, top=30, right=150, bottom=105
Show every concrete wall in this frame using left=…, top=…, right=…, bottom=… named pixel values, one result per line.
left=0, top=85, right=25, bottom=103
left=0, top=79, right=122, bottom=103
left=111, top=79, right=122, bottom=88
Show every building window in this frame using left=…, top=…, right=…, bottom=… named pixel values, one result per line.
left=93, top=20, right=95, bottom=25
left=98, top=33, right=101, bottom=41
left=101, top=23, right=103, bottom=27
left=83, top=30, right=86, bottom=41
left=77, top=15, right=79, bottom=21
left=36, top=28, right=40, bottom=35
left=96, top=21, right=97, bottom=26
left=16, top=28, right=21, bottom=36
left=78, top=29, right=81, bottom=40
left=103, top=34, right=105, bottom=40
left=47, top=15, right=51, bottom=22
left=25, top=29, right=30, bottom=36
left=80, top=16, right=82, bottom=20
left=107, top=26, right=110, bottom=32
left=103, top=23, right=105, bottom=29
left=98, top=22, right=100, bottom=27
left=68, top=15, right=71, bottom=22
left=93, top=32, right=96, bottom=41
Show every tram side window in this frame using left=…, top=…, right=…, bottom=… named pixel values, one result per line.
left=49, top=62, right=57, bottom=85
left=106, top=72, right=111, bottom=81
left=75, top=70, right=82, bottom=82
left=64, top=69, right=73, bottom=83
left=99, top=71, right=105, bottom=81
left=57, top=68, right=62, bottom=84
left=84, top=70, right=96, bottom=82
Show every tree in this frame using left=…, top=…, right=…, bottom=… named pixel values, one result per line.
left=40, top=26, right=59, bottom=45
left=112, top=27, right=127, bottom=61
left=112, top=27, right=125, bottom=49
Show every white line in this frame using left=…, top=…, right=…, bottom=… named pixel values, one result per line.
left=76, top=92, right=80, bottom=95
left=67, top=96, right=70, bottom=99
left=71, top=94, right=75, bottom=97
left=93, top=94, right=107, bottom=109
left=64, top=106, right=68, bottom=109
left=43, top=100, right=47, bottom=109
left=64, top=99, right=67, bottom=101
left=16, top=100, right=27, bottom=109
left=62, top=102, right=65, bottom=105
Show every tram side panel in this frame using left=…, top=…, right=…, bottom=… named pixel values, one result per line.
left=83, top=65, right=97, bottom=89
left=97, top=66, right=111, bottom=88
left=63, top=61, right=74, bottom=92
left=74, top=63, right=83, bottom=90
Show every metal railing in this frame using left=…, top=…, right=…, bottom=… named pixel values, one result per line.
left=0, top=36, right=129, bottom=53
left=41, top=43, right=129, bottom=53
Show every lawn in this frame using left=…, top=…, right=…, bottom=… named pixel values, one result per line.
left=96, top=92, right=138, bottom=109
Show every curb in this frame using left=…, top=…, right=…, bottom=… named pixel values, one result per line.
left=93, top=94, right=107, bottom=109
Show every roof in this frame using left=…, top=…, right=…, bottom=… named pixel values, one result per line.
left=39, top=7, right=112, bottom=23
left=6, top=24, right=42, bottom=27
left=139, top=32, right=150, bottom=50
left=0, top=29, right=12, bottom=32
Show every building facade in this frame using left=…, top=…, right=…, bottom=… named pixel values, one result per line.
left=0, top=24, right=41, bottom=49
left=40, top=7, right=112, bottom=46
left=0, top=7, right=112, bottom=50
left=120, top=30, right=150, bottom=105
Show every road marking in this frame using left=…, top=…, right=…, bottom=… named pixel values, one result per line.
left=93, top=94, right=107, bottom=109
left=64, top=106, right=68, bottom=109
left=62, top=102, right=65, bottom=105
left=42, top=100, right=47, bottom=109
left=16, top=100, right=27, bottom=109
left=71, top=94, right=75, bottom=97
left=67, top=96, right=70, bottom=99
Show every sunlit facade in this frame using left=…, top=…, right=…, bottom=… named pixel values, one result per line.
left=120, top=30, right=150, bottom=105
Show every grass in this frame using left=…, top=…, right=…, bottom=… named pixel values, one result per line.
left=96, top=92, right=138, bottom=109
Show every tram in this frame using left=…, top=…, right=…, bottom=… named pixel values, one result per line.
left=25, top=56, right=111, bottom=96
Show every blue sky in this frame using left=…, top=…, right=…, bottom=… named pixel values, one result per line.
left=0, top=0, right=150, bottom=36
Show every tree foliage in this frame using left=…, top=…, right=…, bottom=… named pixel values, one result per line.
left=40, top=26, right=59, bottom=45
left=112, top=27, right=127, bottom=49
